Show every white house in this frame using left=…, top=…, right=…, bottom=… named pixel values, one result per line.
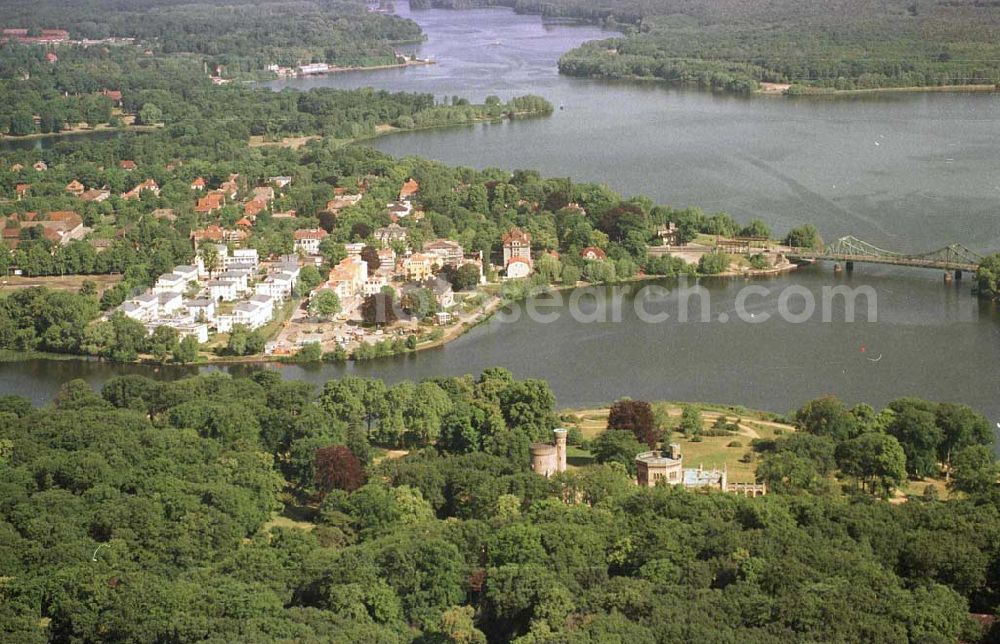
left=157, top=292, right=183, bottom=316
left=224, top=248, right=259, bottom=271
left=344, top=242, right=365, bottom=257
left=153, top=272, right=188, bottom=294
left=173, top=264, right=200, bottom=284
left=206, top=279, right=238, bottom=302
left=293, top=228, right=327, bottom=255
left=248, top=293, right=275, bottom=320
left=255, top=272, right=295, bottom=300
left=215, top=314, right=234, bottom=333
left=232, top=298, right=272, bottom=329
left=217, top=270, right=249, bottom=293
left=363, top=274, right=388, bottom=296
left=120, top=292, right=159, bottom=322
left=273, top=259, right=300, bottom=286
left=173, top=323, right=209, bottom=343
left=184, top=298, right=216, bottom=323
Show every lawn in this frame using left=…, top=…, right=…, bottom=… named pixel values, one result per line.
left=561, top=404, right=795, bottom=483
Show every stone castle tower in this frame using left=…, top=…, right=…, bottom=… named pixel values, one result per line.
left=530, top=428, right=568, bottom=477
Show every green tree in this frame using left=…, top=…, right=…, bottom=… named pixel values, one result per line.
left=836, top=432, right=907, bottom=496
left=948, top=445, right=998, bottom=496
left=138, top=102, right=162, bottom=125
left=591, top=429, right=645, bottom=475
left=308, top=290, right=342, bottom=320
left=784, top=224, right=822, bottom=249
left=173, top=335, right=200, bottom=363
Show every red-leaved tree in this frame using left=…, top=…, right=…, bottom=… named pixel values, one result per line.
left=608, top=399, right=659, bottom=449
left=314, top=445, right=366, bottom=497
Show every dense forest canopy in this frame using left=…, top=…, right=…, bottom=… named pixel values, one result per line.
left=1, top=371, right=999, bottom=641
left=0, top=0, right=423, bottom=71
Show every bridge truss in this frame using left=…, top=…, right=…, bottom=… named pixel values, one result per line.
left=791, top=236, right=984, bottom=272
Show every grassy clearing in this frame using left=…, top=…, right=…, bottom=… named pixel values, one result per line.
left=561, top=403, right=795, bottom=483
left=0, top=273, right=122, bottom=294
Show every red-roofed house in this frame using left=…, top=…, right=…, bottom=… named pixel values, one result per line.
left=120, top=160, right=137, bottom=171
left=293, top=228, right=328, bottom=255
left=80, top=189, right=110, bottom=202
left=244, top=199, right=267, bottom=218
left=122, top=179, right=159, bottom=200
left=15, top=183, right=29, bottom=200
left=101, top=89, right=123, bottom=106
left=502, top=227, right=532, bottom=268
left=45, top=52, right=58, bottom=64
left=195, top=192, right=225, bottom=214
left=580, top=246, right=607, bottom=261
left=399, top=178, right=419, bottom=200
left=65, top=180, right=85, bottom=196
left=191, top=177, right=206, bottom=191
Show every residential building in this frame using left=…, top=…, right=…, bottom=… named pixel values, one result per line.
left=503, top=227, right=533, bottom=277
left=387, top=201, right=413, bottom=220
left=173, top=265, right=200, bottom=284
left=120, top=292, right=159, bottom=322
left=423, top=239, right=464, bottom=266
left=401, top=253, right=435, bottom=281
left=80, top=189, right=110, bottom=202
left=153, top=272, right=188, bottom=294
left=195, top=192, right=225, bottom=214
left=375, top=223, right=407, bottom=245
left=269, top=176, right=292, bottom=188
left=191, top=177, right=206, bottom=191
left=206, top=279, right=238, bottom=302
left=580, top=246, right=608, bottom=261
left=119, top=160, right=137, bottom=171
left=418, top=277, right=455, bottom=309
left=326, top=194, right=363, bottom=211
left=173, top=323, right=209, bottom=343
left=362, top=274, right=388, bottom=296
left=293, top=228, right=328, bottom=255
left=399, top=178, right=419, bottom=201
left=225, top=248, right=258, bottom=271
left=377, top=248, right=397, bottom=275
left=344, top=242, right=365, bottom=257
left=505, top=257, right=532, bottom=279
left=184, top=298, right=216, bottom=323
left=65, top=180, right=85, bottom=196
left=254, top=272, right=295, bottom=300
left=326, top=256, right=368, bottom=299
left=122, top=179, right=159, bottom=200
left=217, top=270, right=249, bottom=294
left=157, top=292, right=183, bottom=316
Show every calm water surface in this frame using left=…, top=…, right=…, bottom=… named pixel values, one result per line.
left=3, top=6, right=999, bottom=422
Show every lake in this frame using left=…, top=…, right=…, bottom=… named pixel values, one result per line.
left=3, top=4, right=999, bottom=423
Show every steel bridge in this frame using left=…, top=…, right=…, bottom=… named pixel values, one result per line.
left=786, top=236, right=984, bottom=273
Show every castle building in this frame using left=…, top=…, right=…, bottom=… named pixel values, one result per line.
left=530, top=428, right=568, bottom=477
left=635, top=444, right=766, bottom=497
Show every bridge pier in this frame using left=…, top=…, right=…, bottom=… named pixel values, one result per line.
left=955, top=269, right=963, bottom=281
left=944, top=271, right=954, bottom=284
left=833, top=263, right=842, bottom=273
left=845, top=261, right=854, bottom=273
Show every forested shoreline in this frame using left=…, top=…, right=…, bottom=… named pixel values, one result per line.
left=2, top=370, right=1000, bottom=641
left=412, top=0, right=1000, bottom=94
